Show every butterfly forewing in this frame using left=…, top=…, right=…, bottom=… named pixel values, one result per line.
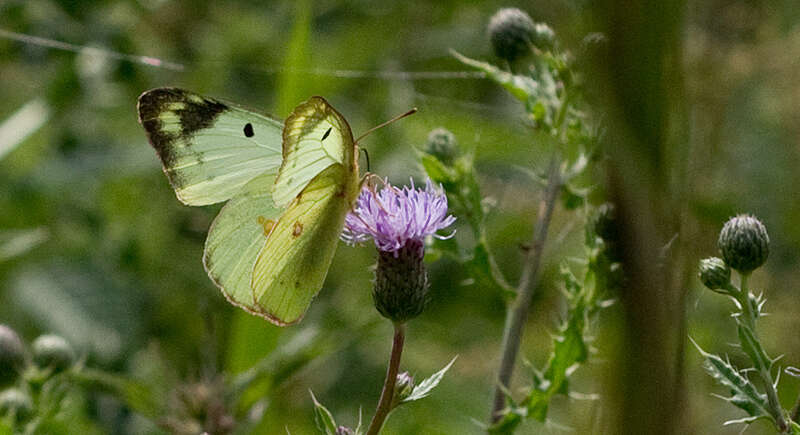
left=138, top=88, right=283, bottom=205
left=250, top=164, right=352, bottom=325
left=271, top=96, right=355, bottom=208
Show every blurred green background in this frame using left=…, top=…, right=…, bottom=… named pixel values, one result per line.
left=2, top=0, right=800, bottom=433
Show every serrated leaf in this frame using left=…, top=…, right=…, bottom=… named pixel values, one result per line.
left=692, top=340, right=772, bottom=420
left=524, top=304, right=588, bottom=422
left=402, top=356, right=457, bottom=403
left=310, top=391, right=337, bottom=435
left=450, top=50, right=538, bottom=103
left=737, top=323, right=771, bottom=372
left=419, top=153, right=456, bottom=185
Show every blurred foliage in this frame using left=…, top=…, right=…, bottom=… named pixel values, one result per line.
left=1, top=0, right=800, bottom=434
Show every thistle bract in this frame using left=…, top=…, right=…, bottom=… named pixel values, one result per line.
left=343, top=179, right=455, bottom=322
left=698, top=257, right=731, bottom=292
left=718, top=215, right=769, bottom=273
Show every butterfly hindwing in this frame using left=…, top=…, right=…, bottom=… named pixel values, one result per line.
left=203, top=172, right=282, bottom=313
left=271, top=96, right=356, bottom=208
left=250, top=164, right=353, bottom=325
left=138, top=88, right=283, bottom=205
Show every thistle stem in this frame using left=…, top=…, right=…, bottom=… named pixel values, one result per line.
left=738, top=273, right=789, bottom=432
left=367, top=322, right=405, bottom=435
left=490, top=157, right=561, bottom=423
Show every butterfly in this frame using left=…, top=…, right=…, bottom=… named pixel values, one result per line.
left=137, top=88, right=363, bottom=326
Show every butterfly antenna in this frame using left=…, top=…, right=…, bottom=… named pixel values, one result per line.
left=354, top=108, right=417, bottom=145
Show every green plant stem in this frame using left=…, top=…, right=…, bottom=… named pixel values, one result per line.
left=367, top=322, right=405, bottom=435
left=490, top=157, right=561, bottom=423
left=738, top=273, right=789, bottom=432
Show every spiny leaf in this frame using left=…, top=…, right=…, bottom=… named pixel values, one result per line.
left=310, top=391, right=337, bottom=435
left=524, top=303, right=588, bottom=422
left=402, top=356, right=457, bottom=403
left=692, top=339, right=772, bottom=421
left=450, top=50, right=538, bottom=103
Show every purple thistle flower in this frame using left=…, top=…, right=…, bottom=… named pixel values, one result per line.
left=342, top=178, right=455, bottom=323
left=341, top=178, right=455, bottom=254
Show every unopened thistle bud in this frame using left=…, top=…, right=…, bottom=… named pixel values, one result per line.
left=425, top=128, right=459, bottom=165
left=32, top=334, right=75, bottom=374
left=335, top=426, right=354, bottom=435
left=342, top=179, right=455, bottom=323
left=0, top=388, right=33, bottom=422
left=718, top=215, right=769, bottom=273
left=531, top=22, right=555, bottom=50
left=698, top=257, right=732, bottom=293
left=391, top=371, right=415, bottom=408
left=488, top=8, right=536, bottom=62
left=0, top=325, right=26, bottom=387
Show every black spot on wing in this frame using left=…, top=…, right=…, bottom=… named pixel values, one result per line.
left=321, top=127, right=332, bottom=141
left=244, top=122, right=254, bottom=137
left=137, top=88, right=228, bottom=168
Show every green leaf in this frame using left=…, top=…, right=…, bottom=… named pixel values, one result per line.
left=691, top=339, right=772, bottom=420
left=525, top=301, right=588, bottom=422
left=737, top=322, right=771, bottom=372
left=450, top=50, right=538, bottom=103
left=402, top=356, right=457, bottom=403
left=310, top=390, right=337, bottom=435
left=0, top=228, right=48, bottom=262
left=419, top=153, right=457, bottom=185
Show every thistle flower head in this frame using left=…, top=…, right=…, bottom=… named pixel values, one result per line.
left=342, top=179, right=455, bottom=254
left=342, top=179, right=455, bottom=323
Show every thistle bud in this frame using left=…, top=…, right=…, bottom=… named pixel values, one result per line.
left=0, top=325, right=26, bottom=387
left=391, top=371, right=415, bottom=408
left=0, top=388, right=33, bottom=422
left=374, top=240, right=429, bottom=323
left=32, top=334, right=75, bottom=374
left=698, top=257, right=732, bottom=293
left=718, top=215, right=769, bottom=273
left=532, top=23, right=555, bottom=50
left=488, top=8, right=536, bottom=62
left=335, top=426, right=354, bottom=435
left=425, top=128, right=459, bottom=165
